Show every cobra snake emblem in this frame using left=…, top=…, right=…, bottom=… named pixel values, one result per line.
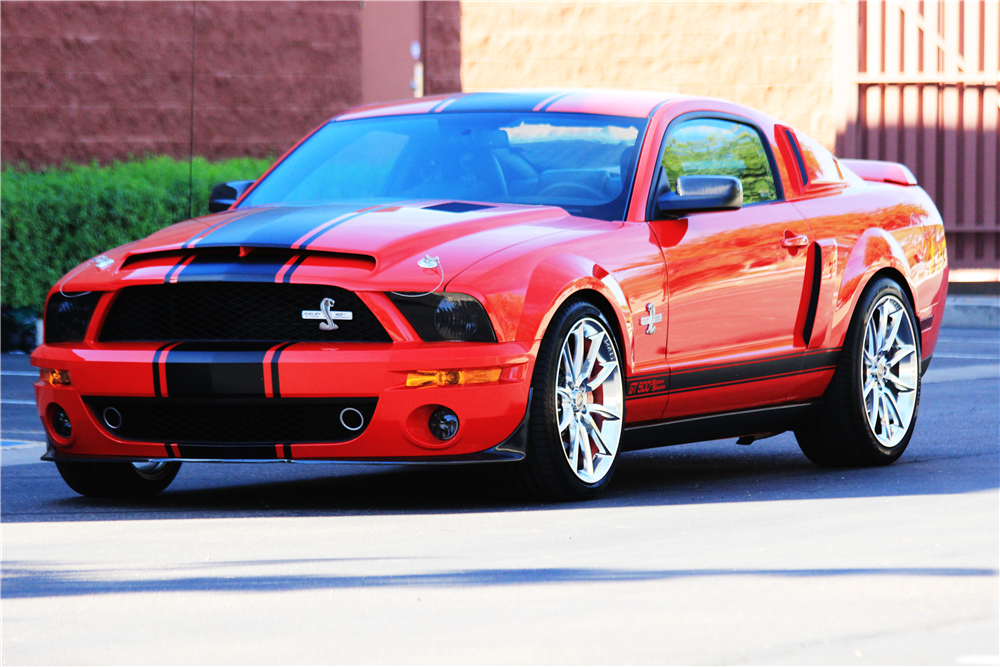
left=319, top=297, right=338, bottom=331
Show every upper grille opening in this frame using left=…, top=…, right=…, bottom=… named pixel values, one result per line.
left=100, top=283, right=391, bottom=343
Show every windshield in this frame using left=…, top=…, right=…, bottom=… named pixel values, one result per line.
left=239, top=112, right=648, bottom=221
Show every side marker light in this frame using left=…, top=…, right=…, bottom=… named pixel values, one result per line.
left=406, top=368, right=502, bottom=388
left=41, top=369, right=72, bottom=386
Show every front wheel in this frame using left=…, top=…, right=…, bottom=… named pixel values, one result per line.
left=56, top=460, right=181, bottom=497
left=505, top=300, right=625, bottom=501
left=795, top=277, right=921, bottom=466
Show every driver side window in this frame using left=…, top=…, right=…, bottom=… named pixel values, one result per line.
left=662, top=118, right=778, bottom=204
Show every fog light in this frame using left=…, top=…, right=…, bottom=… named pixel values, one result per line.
left=40, top=368, right=72, bottom=386
left=428, top=407, right=459, bottom=441
left=51, top=405, right=72, bottom=438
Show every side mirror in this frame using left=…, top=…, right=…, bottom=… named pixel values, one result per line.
left=655, top=175, right=743, bottom=219
left=208, top=180, right=256, bottom=213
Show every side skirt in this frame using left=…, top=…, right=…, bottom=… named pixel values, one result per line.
left=622, top=402, right=818, bottom=451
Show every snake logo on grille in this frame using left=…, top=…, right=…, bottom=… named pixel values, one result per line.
left=301, top=298, right=353, bottom=330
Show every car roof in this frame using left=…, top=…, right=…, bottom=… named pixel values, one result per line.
left=335, top=89, right=691, bottom=121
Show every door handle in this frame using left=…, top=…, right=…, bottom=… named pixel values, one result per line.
left=780, top=233, right=810, bottom=248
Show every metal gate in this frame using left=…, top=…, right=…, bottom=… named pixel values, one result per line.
left=839, top=0, right=999, bottom=270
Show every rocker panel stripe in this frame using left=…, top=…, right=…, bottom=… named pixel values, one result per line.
left=625, top=348, right=841, bottom=400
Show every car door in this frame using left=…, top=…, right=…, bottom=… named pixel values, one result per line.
left=645, top=115, right=815, bottom=419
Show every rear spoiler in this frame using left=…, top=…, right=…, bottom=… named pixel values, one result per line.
left=839, top=159, right=918, bottom=186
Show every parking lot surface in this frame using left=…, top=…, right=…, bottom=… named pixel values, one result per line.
left=2, top=328, right=997, bottom=665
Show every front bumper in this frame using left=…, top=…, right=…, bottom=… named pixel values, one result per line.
left=31, top=340, right=537, bottom=462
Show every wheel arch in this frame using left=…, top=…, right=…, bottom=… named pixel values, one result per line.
left=562, top=288, right=628, bottom=363
left=521, top=265, right=635, bottom=374
left=868, top=266, right=917, bottom=312
left=827, top=227, right=917, bottom=351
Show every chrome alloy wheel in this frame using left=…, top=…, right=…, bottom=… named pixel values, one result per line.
left=861, top=294, right=919, bottom=448
left=554, top=317, right=624, bottom=484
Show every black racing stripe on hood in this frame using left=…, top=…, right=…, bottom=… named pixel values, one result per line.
left=191, top=205, right=360, bottom=249
left=174, top=253, right=293, bottom=283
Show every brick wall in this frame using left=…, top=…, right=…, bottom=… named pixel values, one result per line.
left=424, top=0, right=462, bottom=95
left=460, top=1, right=837, bottom=149
left=1, top=1, right=462, bottom=168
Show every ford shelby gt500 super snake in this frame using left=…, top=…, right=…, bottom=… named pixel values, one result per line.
left=32, top=90, right=948, bottom=501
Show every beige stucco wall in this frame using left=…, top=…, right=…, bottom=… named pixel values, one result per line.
left=460, top=1, right=837, bottom=149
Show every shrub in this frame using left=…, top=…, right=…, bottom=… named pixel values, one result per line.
left=1, top=155, right=272, bottom=311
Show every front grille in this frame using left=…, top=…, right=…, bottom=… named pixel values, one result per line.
left=100, top=283, right=391, bottom=343
left=85, top=397, right=377, bottom=444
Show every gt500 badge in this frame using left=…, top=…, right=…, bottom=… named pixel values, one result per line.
left=302, top=298, right=353, bottom=330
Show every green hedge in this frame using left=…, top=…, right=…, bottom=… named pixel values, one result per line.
left=1, top=155, right=272, bottom=311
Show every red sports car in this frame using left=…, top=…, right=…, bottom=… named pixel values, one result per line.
left=32, top=90, right=949, bottom=501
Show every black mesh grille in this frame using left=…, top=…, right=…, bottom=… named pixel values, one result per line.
left=100, top=284, right=391, bottom=343
left=85, top=398, right=377, bottom=444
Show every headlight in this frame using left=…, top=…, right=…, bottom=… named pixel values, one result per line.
left=388, top=292, right=497, bottom=342
left=45, top=292, right=102, bottom=343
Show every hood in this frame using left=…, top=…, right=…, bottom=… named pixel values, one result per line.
left=63, top=201, right=601, bottom=293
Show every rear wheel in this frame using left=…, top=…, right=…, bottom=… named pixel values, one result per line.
left=56, top=460, right=181, bottom=497
left=795, top=277, right=921, bottom=466
left=506, top=300, right=625, bottom=501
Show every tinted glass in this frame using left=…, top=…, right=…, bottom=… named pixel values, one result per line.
left=661, top=118, right=777, bottom=204
left=240, top=112, right=648, bottom=221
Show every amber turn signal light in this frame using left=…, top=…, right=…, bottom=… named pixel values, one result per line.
left=40, top=369, right=72, bottom=386
left=406, top=368, right=501, bottom=388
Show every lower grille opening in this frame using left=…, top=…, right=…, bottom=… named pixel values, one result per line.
left=85, top=397, right=377, bottom=444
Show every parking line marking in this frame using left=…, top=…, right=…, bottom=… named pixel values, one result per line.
left=924, top=364, right=1000, bottom=383
left=934, top=353, right=1000, bottom=360
left=1, top=400, right=36, bottom=405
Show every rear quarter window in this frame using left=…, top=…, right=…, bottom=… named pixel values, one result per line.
left=795, top=132, right=844, bottom=186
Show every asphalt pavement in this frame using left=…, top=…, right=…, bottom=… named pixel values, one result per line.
left=2, top=328, right=997, bottom=665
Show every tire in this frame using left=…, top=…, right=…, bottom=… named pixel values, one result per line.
left=795, top=277, right=921, bottom=467
left=55, top=459, right=181, bottom=497
left=505, top=300, right=626, bottom=501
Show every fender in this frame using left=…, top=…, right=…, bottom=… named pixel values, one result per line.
left=826, top=227, right=914, bottom=350
left=446, top=224, right=666, bottom=374
left=474, top=252, right=634, bottom=358
left=519, top=255, right=633, bottom=347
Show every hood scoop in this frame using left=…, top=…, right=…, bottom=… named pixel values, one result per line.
left=422, top=202, right=496, bottom=214
left=120, top=246, right=376, bottom=280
